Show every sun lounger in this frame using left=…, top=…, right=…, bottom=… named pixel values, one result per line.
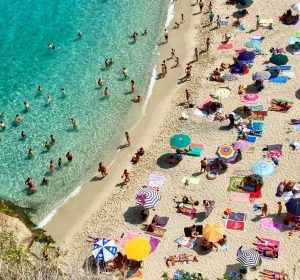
left=260, top=19, right=273, bottom=29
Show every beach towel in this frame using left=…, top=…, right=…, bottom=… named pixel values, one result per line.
left=249, top=105, right=263, bottom=111
left=266, top=149, right=282, bottom=159
left=222, top=74, right=238, bottom=81
left=145, top=227, right=166, bottom=238
left=284, top=71, right=295, bottom=78
left=293, top=124, right=300, bottom=132
left=181, top=176, right=200, bottom=185
left=233, top=169, right=250, bottom=176
left=266, top=144, right=282, bottom=151
left=225, top=219, right=246, bottom=231
left=126, top=268, right=142, bottom=279
left=278, top=99, right=294, bottom=105
left=194, top=108, right=207, bottom=117
left=148, top=172, right=166, bottom=188
left=247, top=112, right=265, bottom=121
left=228, top=176, right=246, bottom=193
left=260, top=218, right=283, bottom=232
left=175, top=236, right=197, bottom=249
left=253, top=110, right=268, bottom=116
left=249, top=121, right=264, bottom=132
left=177, top=206, right=197, bottom=218
left=250, top=35, right=263, bottom=40
left=256, top=238, right=280, bottom=259
left=122, top=232, right=139, bottom=247
left=269, top=76, right=289, bottom=83
left=218, top=43, right=233, bottom=49
left=191, top=115, right=204, bottom=123
left=265, top=65, right=292, bottom=71
left=239, top=59, right=254, bottom=63
left=220, top=243, right=230, bottom=252
left=149, top=237, right=160, bottom=253
left=246, top=135, right=257, bottom=143
left=238, top=24, right=245, bottom=31
left=152, top=215, right=169, bottom=227
left=289, top=36, right=300, bottom=45
left=198, top=97, right=213, bottom=110
left=184, top=143, right=204, bottom=157
left=229, top=192, right=250, bottom=202
left=228, top=212, right=247, bottom=221
left=220, top=19, right=229, bottom=26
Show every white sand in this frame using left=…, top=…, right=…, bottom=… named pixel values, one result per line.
left=52, top=0, right=300, bottom=279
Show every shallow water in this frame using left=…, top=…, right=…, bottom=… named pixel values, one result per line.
left=0, top=0, right=169, bottom=223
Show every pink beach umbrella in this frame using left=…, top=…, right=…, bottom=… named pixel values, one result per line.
left=241, top=94, right=261, bottom=104
left=233, top=139, right=250, bottom=151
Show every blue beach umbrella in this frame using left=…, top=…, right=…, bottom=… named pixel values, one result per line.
left=238, top=51, right=256, bottom=61
left=286, top=192, right=300, bottom=216
left=92, top=238, right=117, bottom=263
left=251, top=161, right=275, bottom=176
left=170, top=134, right=191, bottom=149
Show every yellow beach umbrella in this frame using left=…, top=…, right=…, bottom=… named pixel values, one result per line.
left=203, top=222, right=223, bottom=242
left=124, top=237, right=151, bottom=261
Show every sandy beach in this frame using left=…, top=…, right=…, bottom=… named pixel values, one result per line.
left=45, top=0, right=300, bottom=279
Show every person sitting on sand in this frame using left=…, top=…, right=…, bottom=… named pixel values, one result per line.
left=140, top=209, right=149, bottom=221
left=238, top=84, right=247, bottom=95
left=232, top=18, right=241, bottom=27
left=289, top=118, right=300, bottom=125
left=256, top=248, right=278, bottom=258
left=277, top=180, right=295, bottom=195
left=131, top=155, right=140, bottom=164
left=132, top=95, right=142, bottom=103
left=209, top=74, right=225, bottom=82
left=214, top=112, right=227, bottom=122
left=253, top=236, right=278, bottom=249
left=203, top=200, right=215, bottom=217
left=200, top=238, right=218, bottom=252
left=176, top=195, right=199, bottom=207
left=220, top=62, right=231, bottom=69
left=184, top=225, right=201, bottom=238
left=166, top=254, right=198, bottom=268
left=217, top=235, right=227, bottom=246
left=107, top=252, right=128, bottom=272
left=137, top=147, right=145, bottom=156
left=212, top=68, right=221, bottom=76
left=174, top=22, right=180, bottom=29
left=292, top=223, right=300, bottom=231
left=175, top=149, right=183, bottom=161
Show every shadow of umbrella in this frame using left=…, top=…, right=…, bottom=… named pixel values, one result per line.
left=156, top=153, right=180, bottom=169
left=123, top=206, right=144, bottom=225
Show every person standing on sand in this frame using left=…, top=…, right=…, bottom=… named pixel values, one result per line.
left=98, top=162, right=108, bottom=177
left=125, top=132, right=131, bottom=146
left=181, top=13, right=185, bottom=23
left=171, top=48, right=175, bottom=58
left=208, top=1, right=213, bottom=12
left=277, top=201, right=282, bottom=216
left=131, top=80, right=135, bottom=94
left=175, top=56, right=180, bottom=67
left=206, top=38, right=211, bottom=52
left=215, top=15, right=221, bottom=29
left=209, top=11, right=215, bottom=26
left=185, top=89, right=191, bottom=103
left=199, top=0, right=203, bottom=13
left=200, top=158, right=207, bottom=173
left=256, top=15, right=260, bottom=30
left=121, top=169, right=130, bottom=184
left=164, top=29, right=169, bottom=43
left=194, top=48, right=199, bottom=61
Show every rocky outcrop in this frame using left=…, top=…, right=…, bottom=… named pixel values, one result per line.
left=0, top=213, right=33, bottom=247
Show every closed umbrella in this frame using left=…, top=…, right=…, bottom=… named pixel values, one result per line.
left=124, top=237, right=151, bottom=261
left=285, top=192, right=300, bottom=216
left=211, top=87, right=231, bottom=99
left=203, top=222, right=223, bottom=242
left=291, top=3, right=300, bottom=11
left=233, top=139, right=250, bottom=151
left=136, top=187, right=160, bottom=209
left=170, top=134, right=191, bottom=149
left=252, top=71, right=271, bottom=81
left=251, top=161, right=275, bottom=176
left=241, top=94, right=261, bottom=104
left=92, top=238, right=117, bottom=263
left=216, top=145, right=237, bottom=162
left=237, top=247, right=261, bottom=267
left=270, top=54, right=288, bottom=66
left=238, top=51, right=256, bottom=61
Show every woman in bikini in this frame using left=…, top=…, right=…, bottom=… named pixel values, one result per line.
left=253, top=236, right=278, bottom=249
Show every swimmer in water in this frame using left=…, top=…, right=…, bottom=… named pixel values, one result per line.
left=47, top=96, right=52, bottom=104
left=105, top=59, right=109, bottom=68
left=58, top=157, right=63, bottom=168
left=42, top=177, right=49, bottom=185
left=21, top=131, right=27, bottom=140
left=122, top=68, right=129, bottom=79
left=104, top=87, right=110, bottom=97
left=71, top=118, right=77, bottom=128
left=0, top=121, right=6, bottom=130
left=48, top=43, right=56, bottom=49
left=50, top=133, right=56, bottom=143
left=0, top=112, right=5, bottom=117
left=45, top=141, right=51, bottom=150
left=37, top=85, right=43, bottom=92
left=66, top=151, right=73, bottom=163
left=49, top=160, right=55, bottom=172
left=133, top=32, right=138, bottom=43
left=61, top=88, right=66, bottom=95
left=98, top=77, right=104, bottom=87
left=15, top=114, right=22, bottom=125
left=142, top=29, right=148, bottom=36
left=77, top=31, right=83, bottom=38
left=28, top=148, right=34, bottom=157
left=131, top=80, right=135, bottom=94
left=24, top=101, right=30, bottom=110
left=133, top=95, right=142, bottom=103
left=25, top=177, right=36, bottom=194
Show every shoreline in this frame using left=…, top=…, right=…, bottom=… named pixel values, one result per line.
left=43, top=0, right=198, bottom=244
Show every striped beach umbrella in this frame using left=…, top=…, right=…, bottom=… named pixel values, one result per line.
left=92, top=238, right=117, bottom=263
left=136, top=187, right=160, bottom=209
left=216, top=145, right=237, bottom=162
left=241, top=94, right=261, bottom=104
left=170, top=134, right=191, bottom=149
left=252, top=71, right=271, bottom=81
left=251, top=161, right=275, bottom=176
left=237, top=247, right=261, bottom=267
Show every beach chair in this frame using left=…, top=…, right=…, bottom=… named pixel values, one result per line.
left=260, top=19, right=273, bottom=29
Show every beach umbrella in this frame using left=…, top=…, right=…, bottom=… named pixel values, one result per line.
left=238, top=51, right=255, bottom=61
left=136, top=187, right=160, bottom=209
left=211, top=87, right=231, bottom=99
left=291, top=3, right=300, bottom=11
left=233, top=139, right=250, bottom=151
left=251, top=161, right=275, bottom=176
left=92, top=238, right=117, bottom=263
left=170, top=134, right=191, bottom=149
left=270, top=54, right=288, bottom=66
left=237, top=247, right=261, bottom=267
left=285, top=192, right=300, bottom=216
left=216, top=145, right=237, bottom=162
left=124, top=237, right=151, bottom=261
left=252, top=71, right=271, bottom=81
left=203, top=222, right=223, bottom=242
left=241, top=94, right=261, bottom=104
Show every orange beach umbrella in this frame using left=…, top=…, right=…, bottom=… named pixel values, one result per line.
left=203, top=222, right=223, bottom=242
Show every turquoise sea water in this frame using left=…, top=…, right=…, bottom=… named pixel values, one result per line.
left=0, top=0, right=170, bottom=223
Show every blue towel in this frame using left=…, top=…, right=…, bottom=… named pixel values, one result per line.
left=293, top=124, right=300, bottom=132
left=266, top=66, right=292, bottom=71
left=238, top=24, right=245, bottom=31
left=269, top=76, right=289, bottom=83
left=246, top=135, right=256, bottom=143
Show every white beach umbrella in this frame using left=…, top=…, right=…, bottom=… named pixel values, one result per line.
left=291, top=3, right=300, bottom=11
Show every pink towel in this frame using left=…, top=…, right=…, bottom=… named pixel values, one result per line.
left=198, top=97, right=213, bottom=110
left=229, top=192, right=250, bottom=202
left=260, top=218, right=283, bottom=232
left=121, top=232, right=139, bottom=246
left=218, top=44, right=233, bottom=49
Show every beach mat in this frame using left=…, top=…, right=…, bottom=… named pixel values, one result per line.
left=247, top=113, right=265, bottom=121
left=146, top=227, right=166, bottom=238
left=198, top=97, right=212, bottom=110
left=249, top=105, right=264, bottom=111
left=260, top=218, right=283, bottom=232
left=225, top=219, right=246, bottom=231
left=149, top=237, right=160, bottom=253
left=246, top=135, right=257, bottom=143
left=229, top=192, right=250, bottom=202
left=293, top=124, right=300, bottom=131
left=278, top=99, right=294, bottom=104
left=256, top=238, right=280, bottom=260
left=184, top=145, right=203, bottom=157
left=181, top=176, right=200, bottom=185
left=218, top=43, right=233, bottom=49
left=175, top=236, right=197, bottom=249
left=269, top=76, right=289, bottom=83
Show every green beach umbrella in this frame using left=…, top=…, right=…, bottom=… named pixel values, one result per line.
left=270, top=54, right=289, bottom=66
left=170, top=134, right=191, bottom=149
